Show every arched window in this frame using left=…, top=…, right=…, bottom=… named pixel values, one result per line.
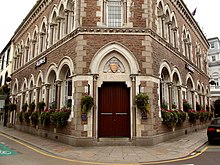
left=160, top=67, right=170, bottom=109
left=186, top=78, right=193, bottom=107
left=171, top=17, right=178, bottom=48
left=25, top=38, right=31, bottom=63
left=40, top=23, right=47, bottom=53
left=157, top=2, right=164, bottom=38
left=172, top=73, right=180, bottom=109
left=58, top=4, right=65, bottom=39
left=165, top=10, right=171, bottom=42
left=49, top=11, right=58, bottom=46
left=32, top=31, right=38, bottom=57
left=64, top=69, right=72, bottom=108
left=66, top=0, right=75, bottom=33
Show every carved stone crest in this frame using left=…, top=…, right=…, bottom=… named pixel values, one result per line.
left=103, top=57, right=125, bottom=73
left=109, top=63, right=119, bottom=73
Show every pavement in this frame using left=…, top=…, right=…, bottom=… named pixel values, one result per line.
left=0, top=124, right=208, bottom=165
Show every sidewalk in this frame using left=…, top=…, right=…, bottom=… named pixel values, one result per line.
left=0, top=125, right=208, bottom=164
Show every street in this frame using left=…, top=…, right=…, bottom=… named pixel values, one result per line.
left=141, top=143, right=220, bottom=165
left=0, top=134, right=97, bottom=165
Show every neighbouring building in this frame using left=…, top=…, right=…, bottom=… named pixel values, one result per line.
left=8, top=0, right=210, bottom=146
left=0, top=40, right=14, bottom=123
left=208, top=37, right=220, bottom=102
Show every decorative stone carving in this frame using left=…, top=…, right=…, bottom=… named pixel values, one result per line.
left=103, top=57, right=125, bottom=73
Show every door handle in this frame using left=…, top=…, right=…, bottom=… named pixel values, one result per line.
left=100, top=113, right=113, bottom=115
left=115, top=113, right=127, bottom=115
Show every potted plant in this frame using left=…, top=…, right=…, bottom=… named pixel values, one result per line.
left=37, top=101, right=46, bottom=113
left=22, top=103, right=28, bottom=112
left=30, top=111, right=39, bottom=126
left=24, top=111, right=32, bottom=123
left=161, top=109, right=178, bottom=129
left=80, top=95, right=94, bottom=121
left=50, top=108, right=71, bottom=127
left=40, top=109, right=52, bottom=127
left=29, top=101, right=36, bottom=112
left=188, top=110, right=199, bottom=123
left=183, top=99, right=191, bottom=112
left=172, top=103, right=177, bottom=109
left=135, top=93, right=150, bottom=119
left=17, top=112, right=24, bottom=123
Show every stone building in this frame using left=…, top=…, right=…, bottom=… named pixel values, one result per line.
left=208, top=37, right=220, bottom=102
left=10, top=0, right=210, bottom=146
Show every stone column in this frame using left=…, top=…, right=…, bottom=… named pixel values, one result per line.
left=45, top=84, right=50, bottom=109
left=177, top=86, right=182, bottom=110
left=92, top=74, right=99, bottom=138
left=64, top=10, right=69, bottom=34
left=56, top=81, right=62, bottom=109
left=35, top=87, right=40, bottom=110
left=29, top=90, right=32, bottom=105
left=191, top=91, right=195, bottom=110
left=130, top=74, right=137, bottom=137
left=168, top=82, right=173, bottom=110
left=50, top=24, right=54, bottom=45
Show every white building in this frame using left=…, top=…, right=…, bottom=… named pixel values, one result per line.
left=208, top=37, right=220, bottom=102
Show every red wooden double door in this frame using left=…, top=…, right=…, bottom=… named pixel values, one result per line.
left=98, top=82, right=130, bottom=137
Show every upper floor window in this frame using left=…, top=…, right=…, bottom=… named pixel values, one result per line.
left=1, top=55, right=4, bottom=70
left=108, top=0, right=122, bottom=27
left=210, top=43, right=215, bottom=49
left=212, top=55, right=216, bottom=61
left=103, top=0, right=127, bottom=27
left=6, top=48, right=10, bottom=65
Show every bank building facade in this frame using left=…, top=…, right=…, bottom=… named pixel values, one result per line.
left=9, top=0, right=210, bottom=146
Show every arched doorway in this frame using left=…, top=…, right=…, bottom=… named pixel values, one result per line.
left=98, top=82, right=130, bottom=137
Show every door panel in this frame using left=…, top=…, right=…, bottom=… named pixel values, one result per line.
left=98, top=82, right=130, bottom=137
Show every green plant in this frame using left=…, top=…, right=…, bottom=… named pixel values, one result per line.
left=30, top=111, right=39, bottom=125
left=80, top=95, right=94, bottom=113
left=172, top=103, right=177, bottom=109
left=161, top=110, right=186, bottom=127
left=24, top=111, right=31, bottom=123
left=135, top=93, right=150, bottom=118
left=199, top=110, right=209, bottom=122
left=50, top=108, right=71, bottom=127
left=29, top=102, right=36, bottom=112
left=183, top=99, right=192, bottom=112
left=40, top=109, right=51, bottom=127
left=17, top=112, right=24, bottom=123
left=188, top=110, right=199, bottom=123
left=22, top=103, right=28, bottom=112
left=176, top=110, right=187, bottom=126
left=37, top=101, right=46, bottom=112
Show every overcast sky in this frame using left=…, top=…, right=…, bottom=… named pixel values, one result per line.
left=0, top=0, right=219, bottom=51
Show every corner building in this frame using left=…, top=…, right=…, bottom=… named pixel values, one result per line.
left=11, top=0, right=210, bottom=146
